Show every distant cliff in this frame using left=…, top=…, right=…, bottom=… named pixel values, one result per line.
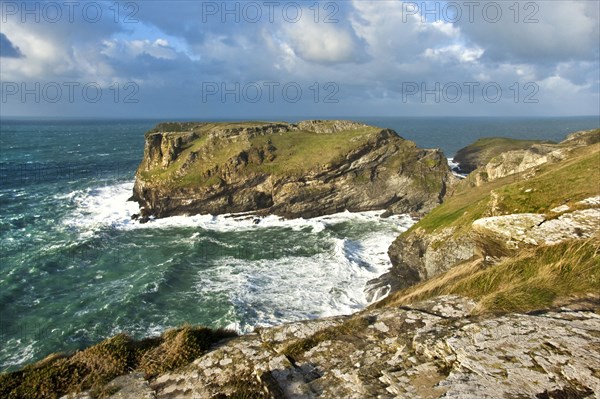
left=131, top=121, right=454, bottom=220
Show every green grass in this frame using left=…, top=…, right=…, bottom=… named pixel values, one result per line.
left=404, top=143, right=600, bottom=237
left=378, top=235, right=600, bottom=314
left=249, top=127, right=376, bottom=174
left=455, top=137, right=553, bottom=171
left=0, top=326, right=237, bottom=399
left=139, top=123, right=387, bottom=188
left=493, top=146, right=600, bottom=215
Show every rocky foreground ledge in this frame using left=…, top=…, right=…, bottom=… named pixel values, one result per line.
left=131, top=120, right=454, bottom=220
left=60, top=295, right=600, bottom=399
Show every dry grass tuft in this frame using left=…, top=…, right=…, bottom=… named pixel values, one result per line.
left=379, top=235, right=600, bottom=315
left=0, top=326, right=236, bottom=399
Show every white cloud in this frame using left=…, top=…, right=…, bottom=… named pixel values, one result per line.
left=101, top=38, right=177, bottom=60
left=457, top=1, right=600, bottom=62
left=423, top=44, right=484, bottom=63
left=281, top=19, right=363, bottom=65
left=0, top=23, right=75, bottom=79
left=1, top=0, right=598, bottom=117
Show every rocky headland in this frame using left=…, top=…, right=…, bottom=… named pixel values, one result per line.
left=2, top=126, right=599, bottom=399
left=131, top=121, right=453, bottom=220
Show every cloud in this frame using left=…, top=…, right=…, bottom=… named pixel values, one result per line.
left=0, top=33, right=23, bottom=58
left=282, top=19, right=366, bottom=65
left=101, top=38, right=178, bottom=60
left=0, top=0, right=598, bottom=117
left=422, top=44, right=484, bottom=63
left=457, top=1, right=600, bottom=63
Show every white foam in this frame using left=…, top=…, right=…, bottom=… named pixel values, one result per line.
left=59, top=180, right=416, bottom=332
left=0, top=339, right=36, bottom=369
left=60, top=182, right=139, bottom=235
left=61, top=180, right=411, bottom=234
left=447, top=158, right=467, bottom=179
left=193, top=215, right=414, bottom=332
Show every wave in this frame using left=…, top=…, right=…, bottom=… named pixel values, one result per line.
left=57, top=180, right=415, bottom=333
left=60, top=181, right=414, bottom=234
left=447, top=158, right=467, bottom=179
left=192, top=218, right=413, bottom=332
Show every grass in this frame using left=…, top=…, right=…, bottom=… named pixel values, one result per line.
left=454, top=137, right=553, bottom=171
left=382, top=142, right=600, bottom=314
left=403, top=143, right=600, bottom=237
left=377, top=235, right=600, bottom=314
left=492, top=145, right=600, bottom=215
left=0, top=326, right=237, bottom=399
left=138, top=122, right=395, bottom=189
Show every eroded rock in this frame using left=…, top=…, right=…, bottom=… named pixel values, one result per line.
left=131, top=121, right=454, bottom=219
left=75, top=296, right=600, bottom=399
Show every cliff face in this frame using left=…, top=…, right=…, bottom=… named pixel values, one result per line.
left=452, top=137, right=553, bottom=174
left=131, top=121, right=454, bottom=220
left=374, top=130, right=600, bottom=296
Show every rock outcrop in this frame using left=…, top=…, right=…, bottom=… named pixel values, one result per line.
left=368, top=225, right=477, bottom=297
left=61, top=295, right=600, bottom=399
left=458, top=129, right=599, bottom=186
left=377, top=130, right=600, bottom=296
left=453, top=137, right=553, bottom=174
left=131, top=121, right=454, bottom=220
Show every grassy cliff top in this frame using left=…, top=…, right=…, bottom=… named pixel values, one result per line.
left=453, top=137, right=555, bottom=173
left=378, top=233, right=600, bottom=314
left=381, top=130, right=600, bottom=314
left=408, top=141, right=600, bottom=237
left=138, top=120, right=415, bottom=188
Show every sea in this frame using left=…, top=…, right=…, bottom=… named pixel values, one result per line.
left=1, top=115, right=598, bottom=370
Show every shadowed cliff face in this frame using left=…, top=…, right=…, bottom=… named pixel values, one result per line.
left=131, top=120, right=454, bottom=220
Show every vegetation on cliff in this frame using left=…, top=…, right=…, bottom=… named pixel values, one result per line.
left=0, top=327, right=237, bottom=399
left=414, top=139, right=600, bottom=234
left=453, top=137, right=554, bottom=173
left=375, top=129, right=600, bottom=296
left=378, top=235, right=600, bottom=314
left=132, top=120, right=453, bottom=219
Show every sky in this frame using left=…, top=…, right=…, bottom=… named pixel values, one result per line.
left=0, top=0, right=599, bottom=118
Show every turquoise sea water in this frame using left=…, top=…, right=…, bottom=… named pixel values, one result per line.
left=0, top=116, right=598, bottom=370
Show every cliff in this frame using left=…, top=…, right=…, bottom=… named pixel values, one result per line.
left=2, top=128, right=599, bottom=399
left=454, top=129, right=599, bottom=185
left=373, top=129, right=600, bottom=296
left=131, top=121, right=454, bottom=220
left=453, top=137, right=554, bottom=174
